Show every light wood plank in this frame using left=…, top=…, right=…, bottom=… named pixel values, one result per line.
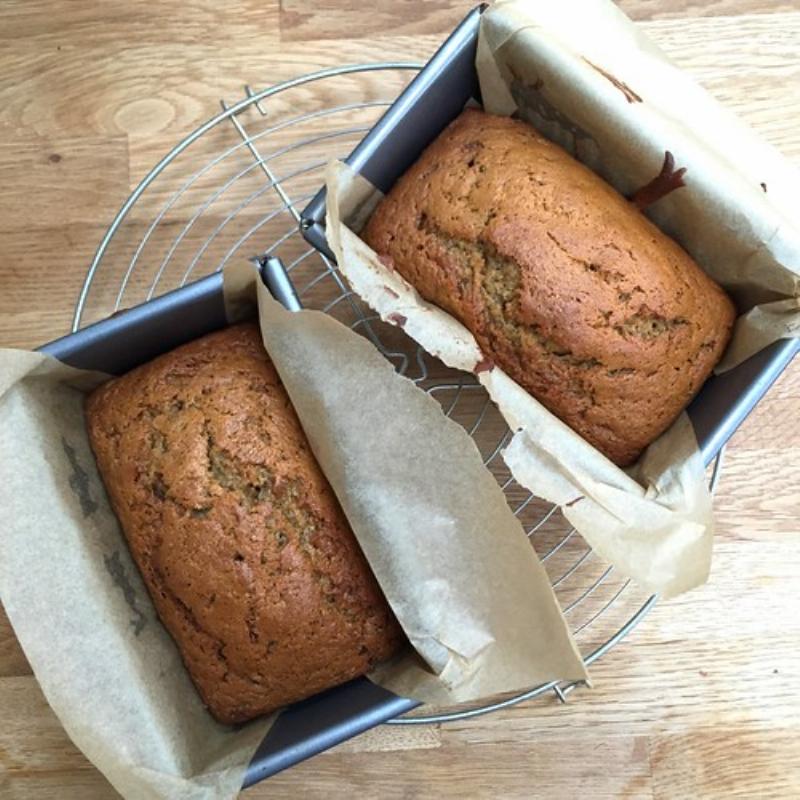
left=254, top=737, right=653, bottom=799
left=619, top=0, right=799, bottom=20
left=0, top=138, right=130, bottom=233
left=0, top=606, right=32, bottom=679
left=651, top=728, right=800, bottom=799
left=279, top=0, right=470, bottom=42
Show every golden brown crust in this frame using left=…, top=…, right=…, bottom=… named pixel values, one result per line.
left=363, top=109, right=736, bottom=466
left=85, top=323, right=403, bottom=724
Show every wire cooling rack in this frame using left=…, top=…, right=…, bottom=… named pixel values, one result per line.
left=74, top=64, right=723, bottom=724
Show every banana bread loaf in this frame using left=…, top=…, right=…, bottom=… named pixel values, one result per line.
left=86, top=323, right=403, bottom=724
left=362, top=109, right=736, bottom=466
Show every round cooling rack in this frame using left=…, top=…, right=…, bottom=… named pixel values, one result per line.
left=74, top=64, right=724, bottom=724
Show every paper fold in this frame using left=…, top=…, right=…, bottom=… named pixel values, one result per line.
left=254, top=279, right=587, bottom=703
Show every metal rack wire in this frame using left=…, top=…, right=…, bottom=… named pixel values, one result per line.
left=74, top=64, right=723, bottom=724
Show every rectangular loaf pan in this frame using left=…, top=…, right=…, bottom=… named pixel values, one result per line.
left=300, top=3, right=799, bottom=469
left=40, top=265, right=419, bottom=787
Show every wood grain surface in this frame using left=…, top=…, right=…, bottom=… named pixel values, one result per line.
left=1, top=1, right=798, bottom=798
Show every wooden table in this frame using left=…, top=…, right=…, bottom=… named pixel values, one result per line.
left=1, top=1, right=798, bottom=798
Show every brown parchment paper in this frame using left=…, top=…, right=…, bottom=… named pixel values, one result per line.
left=254, top=281, right=587, bottom=703
left=0, top=261, right=586, bottom=798
left=320, top=0, right=800, bottom=600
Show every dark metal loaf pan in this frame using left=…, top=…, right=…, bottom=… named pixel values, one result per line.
left=39, top=266, right=418, bottom=787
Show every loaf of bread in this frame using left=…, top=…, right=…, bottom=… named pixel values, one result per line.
left=86, top=323, right=403, bottom=724
left=363, top=109, right=736, bottom=466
